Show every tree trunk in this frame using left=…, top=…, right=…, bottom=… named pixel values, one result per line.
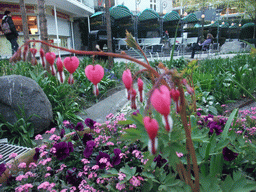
left=19, top=0, right=31, bottom=60
left=105, top=0, right=114, bottom=68
left=37, top=0, right=50, bottom=73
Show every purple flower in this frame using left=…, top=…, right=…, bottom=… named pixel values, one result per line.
left=68, top=142, right=74, bottom=153
left=222, top=147, right=238, bottom=161
left=83, top=140, right=96, bottom=158
left=96, top=152, right=110, bottom=169
left=73, top=134, right=79, bottom=141
left=33, top=148, right=40, bottom=161
left=154, top=155, right=167, bottom=168
left=82, top=133, right=93, bottom=146
left=132, top=110, right=140, bottom=116
left=196, top=112, right=201, bottom=116
left=75, top=122, right=84, bottom=131
left=63, top=120, right=74, bottom=129
left=209, top=122, right=223, bottom=135
left=204, top=114, right=214, bottom=122
left=84, top=118, right=96, bottom=129
left=53, top=142, right=70, bottom=161
left=0, top=163, right=6, bottom=177
left=66, top=169, right=82, bottom=187
left=111, top=148, right=121, bottom=166
left=60, top=129, right=65, bottom=138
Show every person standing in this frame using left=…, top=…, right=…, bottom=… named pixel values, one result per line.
left=191, top=33, right=213, bottom=59
left=1, top=10, right=19, bottom=55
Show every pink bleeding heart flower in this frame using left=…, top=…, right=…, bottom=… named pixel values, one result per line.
left=63, top=56, right=80, bottom=85
left=122, top=69, right=133, bottom=100
left=45, top=52, right=56, bottom=76
left=131, top=89, right=137, bottom=109
left=30, top=48, right=37, bottom=56
left=39, top=48, right=46, bottom=68
left=45, top=52, right=56, bottom=66
left=85, top=64, right=104, bottom=96
left=143, top=116, right=159, bottom=154
left=137, top=78, right=144, bottom=102
left=56, top=57, right=65, bottom=83
left=170, top=89, right=180, bottom=113
left=151, top=85, right=171, bottom=132
left=23, top=45, right=29, bottom=61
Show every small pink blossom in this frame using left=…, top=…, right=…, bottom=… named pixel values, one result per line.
left=50, top=147, right=56, bottom=153
left=45, top=173, right=51, bottom=178
left=9, top=153, right=18, bottom=159
left=129, top=176, right=141, bottom=187
left=0, top=154, right=2, bottom=159
left=18, top=162, right=26, bottom=169
left=176, top=152, right=184, bottom=157
left=81, top=159, right=90, bottom=164
left=106, top=142, right=114, bottom=146
left=45, top=127, right=56, bottom=134
left=60, top=189, right=68, bottom=192
left=91, top=165, right=99, bottom=170
left=35, top=134, right=43, bottom=140
left=116, top=183, right=125, bottom=191
left=47, top=167, right=52, bottom=171
left=29, top=162, right=37, bottom=168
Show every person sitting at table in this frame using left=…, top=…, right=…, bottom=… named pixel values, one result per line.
left=191, top=33, right=214, bottom=58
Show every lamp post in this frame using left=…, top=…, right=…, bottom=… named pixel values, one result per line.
left=201, top=13, right=205, bottom=39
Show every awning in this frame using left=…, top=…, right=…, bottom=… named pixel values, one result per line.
left=194, top=23, right=202, bottom=28
left=138, top=8, right=159, bottom=21
left=90, top=11, right=104, bottom=18
left=109, top=5, right=133, bottom=20
left=220, top=22, right=229, bottom=28
left=182, top=13, right=198, bottom=23
left=242, top=23, right=255, bottom=29
left=163, top=11, right=180, bottom=22
left=209, top=21, right=219, bottom=28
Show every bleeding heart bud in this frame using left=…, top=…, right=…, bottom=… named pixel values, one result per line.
left=23, top=45, right=29, bottom=61
left=56, top=57, right=63, bottom=72
left=63, top=56, right=79, bottom=74
left=45, top=52, right=56, bottom=66
left=122, top=69, right=132, bottom=90
left=143, top=116, right=159, bottom=140
left=137, top=78, right=144, bottom=102
left=131, top=89, right=137, bottom=109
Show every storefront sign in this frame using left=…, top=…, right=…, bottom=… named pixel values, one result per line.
left=52, top=10, right=70, bottom=20
left=0, top=3, right=35, bottom=14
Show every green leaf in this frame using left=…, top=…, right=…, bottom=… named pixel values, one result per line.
left=221, top=108, right=238, bottom=141
left=190, top=115, right=197, bottom=130
left=118, top=120, right=134, bottom=125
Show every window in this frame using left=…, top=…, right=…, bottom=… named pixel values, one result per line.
left=150, top=0, right=156, bottom=11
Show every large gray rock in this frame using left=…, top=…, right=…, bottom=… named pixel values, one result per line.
left=0, top=75, right=53, bottom=134
left=220, top=40, right=248, bottom=54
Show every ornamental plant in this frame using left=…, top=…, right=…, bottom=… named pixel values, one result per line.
left=2, top=31, right=256, bottom=191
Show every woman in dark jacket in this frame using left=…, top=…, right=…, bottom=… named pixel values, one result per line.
left=191, top=33, right=213, bottom=58
left=2, top=10, right=19, bottom=55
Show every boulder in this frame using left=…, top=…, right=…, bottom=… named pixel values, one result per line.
left=220, top=40, right=247, bottom=54
left=0, top=75, right=53, bottom=134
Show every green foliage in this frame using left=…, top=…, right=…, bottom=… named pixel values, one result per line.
left=0, top=106, right=36, bottom=147
left=194, top=54, right=256, bottom=105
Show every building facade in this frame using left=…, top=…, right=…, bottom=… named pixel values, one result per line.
left=0, top=0, right=94, bottom=58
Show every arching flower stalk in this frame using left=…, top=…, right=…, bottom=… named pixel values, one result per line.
left=170, top=88, right=180, bottom=113
left=143, top=116, right=159, bottom=154
left=150, top=85, right=171, bottom=132
left=56, top=57, right=65, bottom=83
left=85, top=64, right=104, bottom=96
left=131, top=89, right=137, bottom=109
left=63, top=56, right=79, bottom=85
left=137, top=78, right=144, bottom=102
left=39, top=48, right=46, bottom=68
left=122, top=69, right=133, bottom=100
left=45, top=52, right=56, bottom=76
